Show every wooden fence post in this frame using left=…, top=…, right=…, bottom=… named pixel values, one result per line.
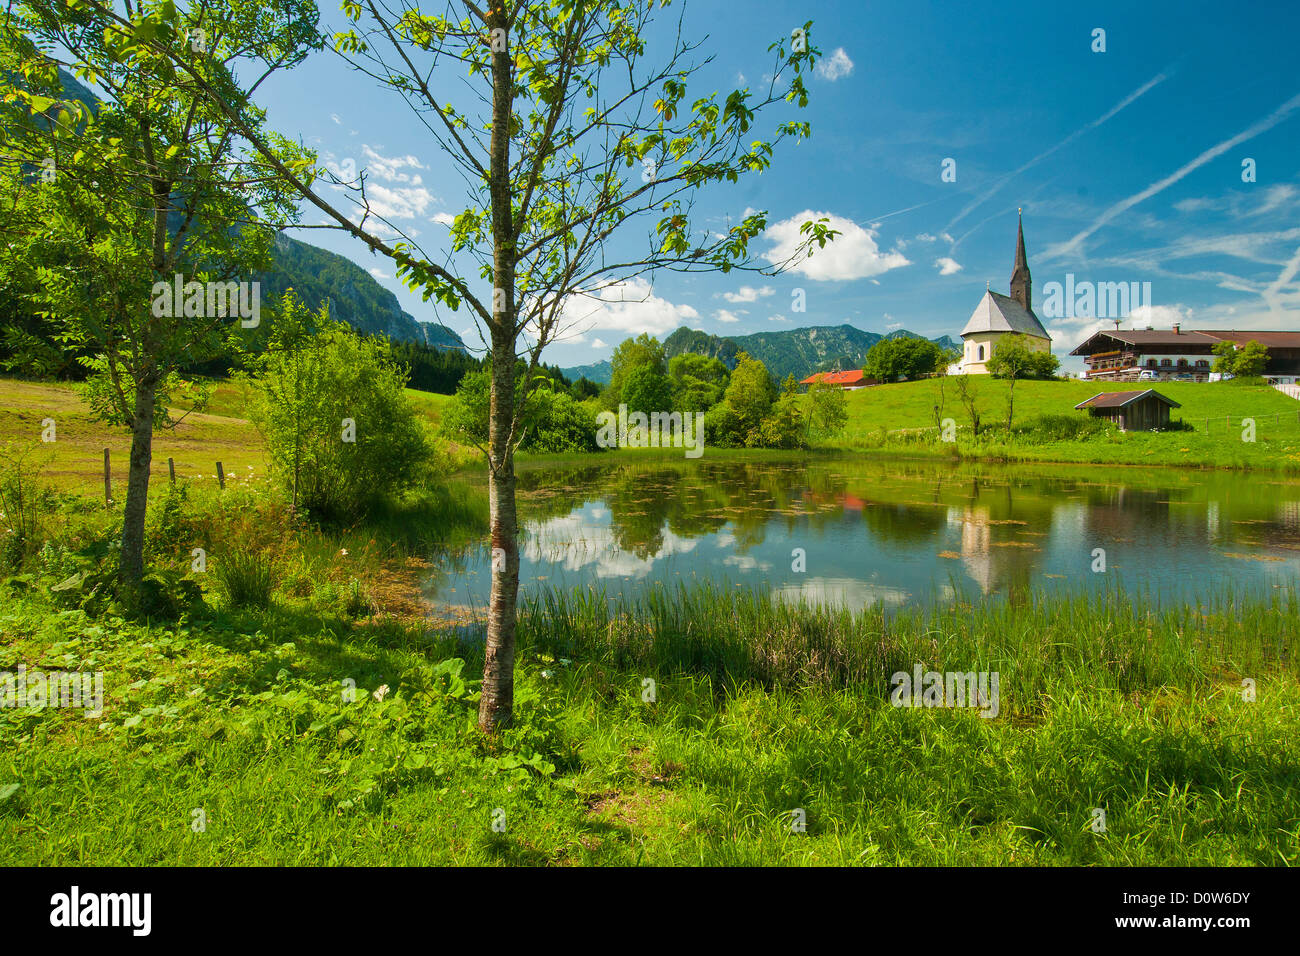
left=168, top=457, right=176, bottom=485
left=216, top=461, right=225, bottom=490
left=103, top=448, right=111, bottom=509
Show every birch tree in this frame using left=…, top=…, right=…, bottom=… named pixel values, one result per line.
left=96, top=0, right=837, bottom=726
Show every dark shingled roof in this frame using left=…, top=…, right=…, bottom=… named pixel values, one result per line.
left=1074, top=389, right=1182, bottom=410
left=961, top=290, right=1052, bottom=340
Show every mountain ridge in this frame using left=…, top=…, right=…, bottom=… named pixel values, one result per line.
left=563, top=325, right=961, bottom=385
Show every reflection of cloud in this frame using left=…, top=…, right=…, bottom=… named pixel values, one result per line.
left=771, top=577, right=909, bottom=611
left=723, top=554, right=773, bottom=573
left=523, top=511, right=696, bottom=579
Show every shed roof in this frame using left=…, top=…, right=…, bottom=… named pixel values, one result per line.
left=960, top=290, right=1052, bottom=341
left=1074, top=389, right=1182, bottom=410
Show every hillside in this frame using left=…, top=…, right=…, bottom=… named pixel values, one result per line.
left=837, top=377, right=1300, bottom=469
left=260, top=234, right=464, bottom=349
left=562, top=324, right=960, bottom=385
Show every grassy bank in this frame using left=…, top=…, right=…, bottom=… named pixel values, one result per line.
left=835, top=378, right=1300, bottom=471
left=2, top=573, right=1297, bottom=865
left=0, top=377, right=455, bottom=492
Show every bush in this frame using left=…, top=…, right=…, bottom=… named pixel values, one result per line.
left=214, top=549, right=275, bottom=610
left=245, top=292, right=432, bottom=520
left=523, top=391, right=600, bottom=454
left=443, top=373, right=600, bottom=454
left=704, top=403, right=745, bottom=448
left=1012, top=413, right=1112, bottom=442
left=0, top=444, right=50, bottom=571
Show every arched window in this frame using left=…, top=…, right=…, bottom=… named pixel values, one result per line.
left=1177, top=358, right=1189, bottom=367
left=978, top=345, right=985, bottom=362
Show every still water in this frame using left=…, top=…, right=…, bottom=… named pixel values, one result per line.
left=431, top=457, right=1300, bottom=611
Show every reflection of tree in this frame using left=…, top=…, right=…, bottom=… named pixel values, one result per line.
left=859, top=502, right=948, bottom=545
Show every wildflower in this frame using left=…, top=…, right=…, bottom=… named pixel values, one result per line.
left=340, top=548, right=349, bottom=556
left=373, top=684, right=389, bottom=702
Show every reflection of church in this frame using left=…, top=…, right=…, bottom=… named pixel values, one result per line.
left=945, top=503, right=1039, bottom=596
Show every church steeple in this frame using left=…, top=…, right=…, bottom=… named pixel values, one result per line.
left=1010, top=209, right=1031, bottom=311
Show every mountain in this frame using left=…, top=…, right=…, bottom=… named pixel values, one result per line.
left=560, top=360, right=615, bottom=385
left=259, top=234, right=465, bottom=349
left=561, top=324, right=960, bottom=386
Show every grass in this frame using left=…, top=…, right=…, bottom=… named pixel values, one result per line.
left=0, top=377, right=457, bottom=494
left=1, top=579, right=1297, bottom=865
left=836, top=377, right=1300, bottom=470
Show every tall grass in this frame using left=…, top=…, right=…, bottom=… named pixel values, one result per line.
left=519, top=582, right=1297, bottom=710
left=214, top=549, right=275, bottom=609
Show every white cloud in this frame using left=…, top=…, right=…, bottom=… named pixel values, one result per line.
left=935, top=257, right=963, bottom=275
left=368, top=267, right=390, bottom=279
left=768, top=314, right=788, bottom=322
left=431, top=211, right=456, bottom=226
left=360, top=145, right=427, bottom=184
left=715, top=309, right=744, bottom=323
left=720, top=285, right=774, bottom=303
left=815, top=48, right=854, bottom=82
left=359, top=182, right=434, bottom=220
left=330, top=113, right=341, bottom=125
left=1129, top=304, right=1191, bottom=327
left=323, top=147, right=436, bottom=220
left=591, top=337, right=608, bottom=349
left=558, top=277, right=699, bottom=337
left=762, top=210, right=910, bottom=281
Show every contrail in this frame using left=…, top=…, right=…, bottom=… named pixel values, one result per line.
left=946, top=72, right=1169, bottom=231
left=1046, top=89, right=1300, bottom=261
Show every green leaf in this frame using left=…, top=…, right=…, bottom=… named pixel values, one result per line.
left=0, top=783, right=19, bottom=802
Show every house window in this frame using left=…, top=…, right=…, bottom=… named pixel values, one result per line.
left=1147, top=359, right=1157, bottom=368
left=978, top=345, right=985, bottom=362
left=1177, top=358, right=1188, bottom=367
left=1195, top=360, right=1209, bottom=368
left=1160, top=359, right=1171, bottom=367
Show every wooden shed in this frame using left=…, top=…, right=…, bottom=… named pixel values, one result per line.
left=1074, top=389, right=1181, bottom=432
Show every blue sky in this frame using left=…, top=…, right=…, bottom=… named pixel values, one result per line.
left=254, top=0, right=1300, bottom=370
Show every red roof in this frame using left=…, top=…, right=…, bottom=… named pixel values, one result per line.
left=800, top=369, right=872, bottom=386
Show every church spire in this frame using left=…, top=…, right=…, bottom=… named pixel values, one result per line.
left=1010, top=209, right=1032, bottom=311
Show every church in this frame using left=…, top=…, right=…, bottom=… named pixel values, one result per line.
left=953, top=213, right=1053, bottom=374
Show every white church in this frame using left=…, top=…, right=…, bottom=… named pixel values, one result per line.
left=950, top=213, right=1053, bottom=374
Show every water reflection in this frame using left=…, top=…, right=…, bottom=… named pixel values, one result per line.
left=434, top=458, right=1300, bottom=610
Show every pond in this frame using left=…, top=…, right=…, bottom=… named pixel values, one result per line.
left=429, top=456, right=1300, bottom=612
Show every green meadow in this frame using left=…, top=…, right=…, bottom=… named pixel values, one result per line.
left=836, top=377, right=1300, bottom=470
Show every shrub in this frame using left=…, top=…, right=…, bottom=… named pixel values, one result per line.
left=523, top=390, right=600, bottom=454
left=244, top=292, right=432, bottom=519
left=1013, top=413, right=1112, bottom=442
left=214, top=549, right=275, bottom=610
left=0, top=444, right=49, bottom=571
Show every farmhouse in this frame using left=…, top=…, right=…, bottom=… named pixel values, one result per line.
left=954, top=213, right=1053, bottom=375
left=1071, top=327, right=1300, bottom=383
left=799, top=369, right=877, bottom=390
left=1074, top=389, right=1181, bottom=432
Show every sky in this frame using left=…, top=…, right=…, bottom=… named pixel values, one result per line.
left=251, top=0, right=1300, bottom=371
